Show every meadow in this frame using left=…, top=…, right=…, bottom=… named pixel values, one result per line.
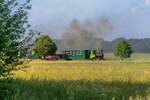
left=6, top=53, right=150, bottom=100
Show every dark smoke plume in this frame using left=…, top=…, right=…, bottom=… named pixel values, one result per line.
left=63, top=16, right=113, bottom=49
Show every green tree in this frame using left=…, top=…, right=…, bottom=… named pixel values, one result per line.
left=0, top=0, right=31, bottom=99
left=0, top=0, right=31, bottom=77
left=114, top=40, right=133, bottom=60
left=32, top=35, right=57, bottom=56
left=19, top=30, right=42, bottom=58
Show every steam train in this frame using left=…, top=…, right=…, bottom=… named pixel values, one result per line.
left=26, top=50, right=104, bottom=60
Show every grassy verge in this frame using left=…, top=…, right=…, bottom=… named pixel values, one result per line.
left=5, top=54, right=150, bottom=100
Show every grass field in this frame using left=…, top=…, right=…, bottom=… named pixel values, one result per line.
left=6, top=53, right=150, bottom=100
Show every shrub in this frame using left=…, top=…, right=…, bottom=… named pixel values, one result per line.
left=32, top=35, right=57, bottom=56
left=114, top=40, right=133, bottom=60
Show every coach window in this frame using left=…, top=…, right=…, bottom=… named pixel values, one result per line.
left=78, top=51, right=81, bottom=55
left=72, top=51, right=75, bottom=55
left=67, top=51, right=71, bottom=55
left=70, top=51, right=72, bottom=55
left=74, top=51, right=77, bottom=55
left=75, top=51, right=78, bottom=55
left=76, top=51, right=78, bottom=55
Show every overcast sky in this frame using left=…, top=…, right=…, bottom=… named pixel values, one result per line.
left=29, top=0, right=150, bottom=40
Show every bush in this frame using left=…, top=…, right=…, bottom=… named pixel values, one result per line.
left=32, top=35, right=57, bottom=56
left=114, top=40, right=133, bottom=60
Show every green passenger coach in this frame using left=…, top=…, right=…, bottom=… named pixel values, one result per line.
left=64, top=50, right=104, bottom=60
left=64, top=50, right=87, bottom=60
left=26, top=54, right=39, bottom=59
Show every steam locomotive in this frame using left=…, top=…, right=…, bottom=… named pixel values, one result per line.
left=26, top=50, right=104, bottom=60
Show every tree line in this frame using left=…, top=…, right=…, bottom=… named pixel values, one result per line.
left=54, top=38, right=150, bottom=53
left=103, top=38, right=150, bottom=53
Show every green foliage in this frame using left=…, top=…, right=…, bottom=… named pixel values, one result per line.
left=19, top=30, right=42, bottom=58
left=0, top=0, right=31, bottom=77
left=0, top=0, right=31, bottom=99
left=32, top=35, right=57, bottom=56
left=7, top=79, right=150, bottom=100
left=0, top=79, right=15, bottom=100
left=114, top=40, right=133, bottom=59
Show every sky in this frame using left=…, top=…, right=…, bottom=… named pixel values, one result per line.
left=28, top=0, right=150, bottom=40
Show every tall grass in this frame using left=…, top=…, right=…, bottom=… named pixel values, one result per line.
left=6, top=54, right=150, bottom=100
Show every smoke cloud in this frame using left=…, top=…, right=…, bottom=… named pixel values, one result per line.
left=63, top=16, right=113, bottom=49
